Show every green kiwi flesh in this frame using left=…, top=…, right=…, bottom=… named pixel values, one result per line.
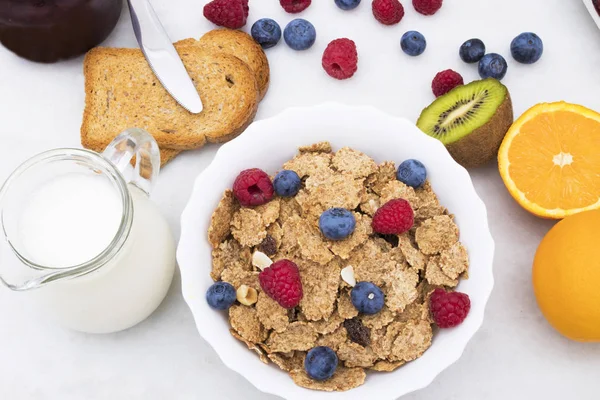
left=417, top=78, right=514, bottom=168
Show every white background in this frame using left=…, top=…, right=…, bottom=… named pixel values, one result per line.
left=1, top=0, right=600, bottom=399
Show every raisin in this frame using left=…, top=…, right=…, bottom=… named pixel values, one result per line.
left=258, top=235, right=277, bottom=256
left=344, top=318, right=371, bottom=347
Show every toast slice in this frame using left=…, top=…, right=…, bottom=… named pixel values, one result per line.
left=81, top=44, right=259, bottom=151
left=179, top=29, right=270, bottom=101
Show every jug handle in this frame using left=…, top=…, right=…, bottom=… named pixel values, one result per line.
left=102, top=128, right=161, bottom=197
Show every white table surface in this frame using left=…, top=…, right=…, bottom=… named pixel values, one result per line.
left=1, top=0, right=600, bottom=399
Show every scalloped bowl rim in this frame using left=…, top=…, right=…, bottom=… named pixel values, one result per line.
left=177, top=103, right=495, bottom=400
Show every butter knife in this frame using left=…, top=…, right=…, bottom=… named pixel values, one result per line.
left=127, top=0, right=203, bottom=114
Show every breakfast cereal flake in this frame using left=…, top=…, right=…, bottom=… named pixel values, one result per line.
left=299, top=141, right=332, bottom=153
left=211, top=240, right=252, bottom=281
left=370, top=360, right=405, bottom=372
left=221, top=266, right=260, bottom=290
left=230, top=329, right=270, bottom=364
left=316, top=326, right=348, bottom=351
left=390, top=320, right=433, bottom=363
left=312, top=310, right=345, bottom=335
left=359, top=193, right=380, bottom=216
left=398, top=233, right=427, bottom=271
left=425, top=256, right=459, bottom=287
left=290, top=367, right=366, bottom=392
left=208, top=190, right=239, bottom=247
left=268, top=351, right=305, bottom=372
left=360, top=306, right=396, bottom=330
left=366, top=161, right=397, bottom=195
left=229, top=305, right=268, bottom=343
left=283, top=152, right=333, bottom=179
left=337, top=341, right=379, bottom=368
left=332, top=147, right=378, bottom=178
left=278, top=197, right=302, bottom=223
left=298, top=258, right=341, bottom=321
left=231, top=208, right=268, bottom=247
left=337, top=290, right=359, bottom=320
left=266, top=322, right=319, bottom=353
left=256, top=291, right=290, bottom=333
left=255, top=198, right=281, bottom=227
left=380, top=180, right=419, bottom=208
left=415, top=215, right=459, bottom=255
left=383, top=265, right=419, bottom=313
left=438, top=242, right=469, bottom=279
left=294, top=217, right=335, bottom=265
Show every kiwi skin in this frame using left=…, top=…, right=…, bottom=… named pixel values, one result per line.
left=445, top=91, right=513, bottom=168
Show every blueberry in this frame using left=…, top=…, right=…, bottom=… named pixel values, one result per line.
left=251, top=18, right=282, bottom=49
left=206, top=282, right=237, bottom=310
left=305, top=346, right=338, bottom=381
left=284, top=19, right=316, bottom=51
left=511, top=32, right=543, bottom=64
left=459, top=38, right=485, bottom=63
left=351, top=282, right=385, bottom=315
left=478, top=53, right=508, bottom=80
left=319, top=208, right=356, bottom=240
left=335, top=0, right=361, bottom=10
left=273, top=170, right=301, bottom=197
left=401, top=31, right=427, bottom=57
left=397, top=159, right=427, bottom=188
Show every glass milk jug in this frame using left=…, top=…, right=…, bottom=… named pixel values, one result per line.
left=0, top=129, right=176, bottom=333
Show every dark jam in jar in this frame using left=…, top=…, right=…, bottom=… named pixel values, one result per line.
left=0, top=0, right=123, bottom=63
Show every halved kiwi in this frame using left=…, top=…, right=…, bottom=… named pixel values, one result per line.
left=417, top=78, right=513, bottom=168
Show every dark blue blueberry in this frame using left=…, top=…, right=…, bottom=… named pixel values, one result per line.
left=511, top=32, right=543, bottom=64
left=351, top=282, right=385, bottom=315
left=284, top=19, right=316, bottom=51
left=305, top=346, right=338, bottom=381
left=273, top=170, right=302, bottom=197
left=319, top=208, right=356, bottom=240
left=335, top=0, right=361, bottom=10
left=401, top=31, right=427, bottom=57
left=459, top=38, right=486, bottom=63
left=206, top=282, right=237, bottom=310
left=397, top=159, right=427, bottom=188
left=251, top=18, right=282, bottom=49
left=478, top=53, right=508, bottom=80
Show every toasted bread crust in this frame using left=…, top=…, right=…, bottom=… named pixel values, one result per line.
left=195, top=29, right=270, bottom=101
left=81, top=44, right=259, bottom=151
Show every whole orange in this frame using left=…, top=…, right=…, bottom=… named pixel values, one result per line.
left=533, top=210, right=600, bottom=342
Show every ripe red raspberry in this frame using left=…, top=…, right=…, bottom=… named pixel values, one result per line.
left=203, top=0, right=248, bottom=29
left=372, top=0, right=405, bottom=25
left=322, top=38, right=358, bottom=80
left=430, top=289, right=471, bottom=328
left=372, top=199, right=414, bottom=235
left=233, top=168, right=274, bottom=207
left=259, top=259, right=303, bottom=309
left=280, top=0, right=312, bottom=13
left=431, top=69, right=464, bottom=97
left=413, top=0, right=443, bottom=15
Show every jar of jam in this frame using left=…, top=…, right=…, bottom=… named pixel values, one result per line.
left=0, top=0, right=123, bottom=63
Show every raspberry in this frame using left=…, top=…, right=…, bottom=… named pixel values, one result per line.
left=203, top=0, right=248, bottom=29
left=259, top=259, right=303, bottom=309
left=280, top=0, right=312, bottom=13
left=429, top=289, right=471, bottom=328
left=431, top=69, right=464, bottom=97
left=372, top=198, right=414, bottom=235
left=372, top=0, right=405, bottom=26
left=322, top=38, right=359, bottom=80
left=232, top=168, right=274, bottom=207
left=412, top=0, right=443, bottom=15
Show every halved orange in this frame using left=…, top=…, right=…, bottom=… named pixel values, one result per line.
left=498, top=102, right=600, bottom=219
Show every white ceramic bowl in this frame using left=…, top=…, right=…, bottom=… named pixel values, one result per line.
left=177, top=103, right=495, bottom=400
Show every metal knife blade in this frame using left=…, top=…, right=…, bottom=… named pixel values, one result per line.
left=127, top=0, right=203, bottom=114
